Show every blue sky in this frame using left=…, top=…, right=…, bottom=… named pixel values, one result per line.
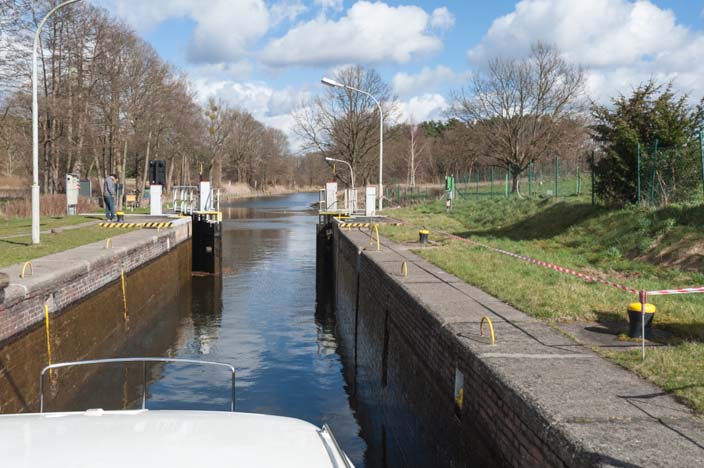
left=93, top=0, right=704, bottom=147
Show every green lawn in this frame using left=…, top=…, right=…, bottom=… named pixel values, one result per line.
left=0, top=215, right=130, bottom=268
left=0, top=215, right=99, bottom=238
left=381, top=197, right=704, bottom=412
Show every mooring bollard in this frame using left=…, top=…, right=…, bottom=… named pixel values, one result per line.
left=419, top=229, right=429, bottom=244
left=627, top=302, right=656, bottom=339
left=116, top=211, right=125, bottom=223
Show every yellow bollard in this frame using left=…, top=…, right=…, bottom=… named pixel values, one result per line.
left=104, top=238, right=113, bottom=249
left=374, top=224, right=381, bottom=251
left=401, top=261, right=408, bottom=277
left=20, top=261, right=33, bottom=278
left=44, top=305, right=53, bottom=378
left=480, top=316, right=496, bottom=345
left=120, top=268, right=128, bottom=321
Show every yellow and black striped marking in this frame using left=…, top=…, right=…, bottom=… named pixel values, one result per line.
left=339, top=222, right=374, bottom=228
left=98, top=222, right=173, bottom=229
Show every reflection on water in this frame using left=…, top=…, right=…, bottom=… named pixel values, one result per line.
left=145, top=193, right=367, bottom=465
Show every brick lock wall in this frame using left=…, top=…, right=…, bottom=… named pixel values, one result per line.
left=0, top=240, right=192, bottom=414
left=330, top=228, right=577, bottom=468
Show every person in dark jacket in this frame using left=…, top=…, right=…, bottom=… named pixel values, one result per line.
left=103, top=174, right=117, bottom=221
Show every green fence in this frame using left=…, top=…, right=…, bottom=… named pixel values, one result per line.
left=453, top=157, right=594, bottom=202
left=636, top=137, right=704, bottom=206
left=385, top=133, right=704, bottom=208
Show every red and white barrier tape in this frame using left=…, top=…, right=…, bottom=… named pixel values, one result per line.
left=444, top=232, right=641, bottom=295
left=646, top=287, right=704, bottom=296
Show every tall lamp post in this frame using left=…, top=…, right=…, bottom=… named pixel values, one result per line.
left=325, top=157, right=356, bottom=213
left=321, top=77, right=384, bottom=211
left=32, top=0, right=82, bottom=244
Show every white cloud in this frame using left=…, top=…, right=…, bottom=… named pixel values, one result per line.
left=270, top=0, right=308, bottom=27
left=94, top=0, right=270, bottom=63
left=396, top=94, right=448, bottom=123
left=314, top=0, right=344, bottom=14
left=191, top=78, right=311, bottom=148
left=261, top=1, right=444, bottom=67
left=393, top=65, right=469, bottom=97
left=469, top=0, right=704, bottom=100
left=430, top=7, right=455, bottom=31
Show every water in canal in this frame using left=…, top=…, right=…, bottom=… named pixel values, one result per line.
left=92, top=192, right=369, bottom=465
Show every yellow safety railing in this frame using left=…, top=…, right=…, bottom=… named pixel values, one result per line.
left=44, top=305, right=53, bottom=378
left=20, top=261, right=33, bottom=279
left=367, top=224, right=381, bottom=251
left=120, top=268, right=128, bottom=322
left=480, top=316, right=496, bottom=345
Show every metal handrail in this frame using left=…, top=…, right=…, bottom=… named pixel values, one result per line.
left=321, top=424, right=353, bottom=468
left=39, top=357, right=236, bottom=413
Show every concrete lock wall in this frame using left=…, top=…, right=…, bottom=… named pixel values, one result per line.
left=0, top=221, right=192, bottom=413
left=325, top=225, right=704, bottom=468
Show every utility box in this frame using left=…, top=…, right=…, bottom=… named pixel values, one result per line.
left=365, top=186, right=376, bottom=217
left=149, top=160, right=166, bottom=186
left=65, top=173, right=80, bottom=215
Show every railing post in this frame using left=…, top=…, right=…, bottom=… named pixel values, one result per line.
left=142, top=361, right=147, bottom=409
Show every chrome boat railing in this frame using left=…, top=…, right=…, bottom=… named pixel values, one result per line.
left=39, top=357, right=236, bottom=413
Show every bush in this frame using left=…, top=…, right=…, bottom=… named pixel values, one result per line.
left=0, top=195, right=98, bottom=217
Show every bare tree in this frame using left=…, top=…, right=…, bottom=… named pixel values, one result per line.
left=449, top=42, right=585, bottom=193
left=295, top=65, right=395, bottom=186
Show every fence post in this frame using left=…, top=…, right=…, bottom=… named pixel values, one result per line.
left=554, top=157, right=559, bottom=198
left=490, top=167, right=494, bottom=197
left=528, top=160, right=533, bottom=197
left=699, top=131, right=704, bottom=197
left=476, top=168, right=480, bottom=195
left=591, top=151, right=595, bottom=206
left=576, top=165, right=580, bottom=195
left=649, top=139, right=659, bottom=205
left=637, top=142, right=641, bottom=204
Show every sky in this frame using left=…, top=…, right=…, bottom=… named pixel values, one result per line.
left=91, top=0, right=704, bottom=149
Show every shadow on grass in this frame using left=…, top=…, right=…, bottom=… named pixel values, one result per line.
left=460, top=201, right=605, bottom=240
left=0, top=238, right=30, bottom=247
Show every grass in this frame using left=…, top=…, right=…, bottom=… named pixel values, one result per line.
left=0, top=215, right=129, bottom=268
left=0, top=215, right=98, bottom=237
left=381, top=196, right=704, bottom=412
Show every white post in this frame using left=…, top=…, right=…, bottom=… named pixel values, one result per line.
left=199, top=181, right=211, bottom=212
left=150, top=185, right=162, bottom=216
left=31, top=0, right=82, bottom=244
left=365, top=186, right=376, bottom=217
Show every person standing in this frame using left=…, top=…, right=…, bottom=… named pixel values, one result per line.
left=103, top=173, right=117, bottom=221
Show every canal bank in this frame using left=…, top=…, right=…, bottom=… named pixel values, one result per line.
left=321, top=223, right=704, bottom=467
left=0, top=217, right=191, bottom=345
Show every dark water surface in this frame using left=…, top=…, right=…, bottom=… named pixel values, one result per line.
left=135, top=192, right=367, bottom=465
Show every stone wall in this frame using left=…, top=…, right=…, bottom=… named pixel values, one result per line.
left=0, top=219, right=190, bottom=345
left=327, top=225, right=704, bottom=468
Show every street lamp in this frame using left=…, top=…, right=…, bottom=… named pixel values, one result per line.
left=325, top=157, right=355, bottom=192
left=32, top=0, right=82, bottom=244
left=321, top=76, right=384, bottom=211
left=325, top=157, right=356, bottom=214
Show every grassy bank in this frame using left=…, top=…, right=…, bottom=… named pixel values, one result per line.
left=381, top=197, right=704, bottom=412
left=0, top=215, right=120, bottom=268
